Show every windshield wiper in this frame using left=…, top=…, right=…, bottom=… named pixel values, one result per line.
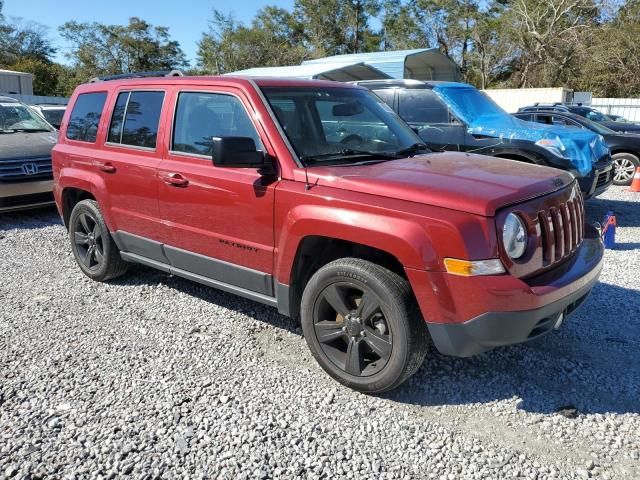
left=300, top=148, right=399, bottom=164
left=0, top=128, right=50, bottom=133
left=392, top=142, right=430, bottom=157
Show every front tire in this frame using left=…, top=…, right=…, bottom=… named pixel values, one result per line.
left=300, top=258, right=429, bottom=393
left=69, top=199, right=128, bottom=282
left=612, top=153, right=639, bottom=186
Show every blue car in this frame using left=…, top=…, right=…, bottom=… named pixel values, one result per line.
left=356, top=80, right=613, bottom=198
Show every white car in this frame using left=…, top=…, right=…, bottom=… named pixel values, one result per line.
left=30, top=104, right=67, bottom=129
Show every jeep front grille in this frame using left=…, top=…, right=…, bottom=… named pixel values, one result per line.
left=537, top=188, right=584, bottom=266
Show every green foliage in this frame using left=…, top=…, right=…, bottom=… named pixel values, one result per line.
left=197, top=8, right=308, bottom=74
left=2, top=0, right=639, bottom=99
left=0, top=19, right=56, bottom=66
left=59, top=17, right=188, bottom=80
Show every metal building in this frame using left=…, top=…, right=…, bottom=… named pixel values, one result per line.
left=0, top=69, right=34, bottom=95
left=302, top=49, right=461, bottom=82
left=228, top=62, right=391, bottom=82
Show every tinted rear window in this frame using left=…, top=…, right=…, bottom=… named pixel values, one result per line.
left=66, top=92, right=107, bottom=142
left=121, top=91, right=164, bottom=148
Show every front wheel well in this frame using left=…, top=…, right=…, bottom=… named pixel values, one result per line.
left=61, top=187, right=95, bottom=229
left=286, top=236, right=407, bottom=320
left=610, top=150, right=640, bottom=158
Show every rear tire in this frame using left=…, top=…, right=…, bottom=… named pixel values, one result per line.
left=612, top=153, right=639, bottom=186
left=300, top=258, right=429, bottom=393
left=69, top=199, right=128, bottom=282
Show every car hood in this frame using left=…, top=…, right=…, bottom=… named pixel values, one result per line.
left=305, top=152, right=574, bottom=217
left=601, top=121, right=640, bottom=133
left=0, top=131, right=58, bottom=160
left=432, top=86, right=609, bottom=177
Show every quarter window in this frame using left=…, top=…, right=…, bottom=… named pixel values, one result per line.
left=172, top=92, right=263, bottom=156
left=372, top=89, right=395, bottom=108
left=66, top=92, right=107, bottom=142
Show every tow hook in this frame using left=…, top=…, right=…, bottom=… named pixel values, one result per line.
left=553, top=312, right=565, bottom=330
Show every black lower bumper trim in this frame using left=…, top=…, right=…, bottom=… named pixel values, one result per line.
left=426, top=238, right=603, bottom=357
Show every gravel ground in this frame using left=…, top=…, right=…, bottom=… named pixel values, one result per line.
left=1, top=186, right=638, bottom=480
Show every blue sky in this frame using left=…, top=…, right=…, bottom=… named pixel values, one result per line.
left=3, top=0, right=295, bottom=66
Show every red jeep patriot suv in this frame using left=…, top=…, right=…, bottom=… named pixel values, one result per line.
left=52, top=74, right=604, bottom=393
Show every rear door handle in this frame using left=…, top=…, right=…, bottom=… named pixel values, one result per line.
left=159, top=172, right=189, bottom=187
left=97, top=162, right=116, bottom=173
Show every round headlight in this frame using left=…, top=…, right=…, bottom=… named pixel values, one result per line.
left=503, top=213, right=527, bottom=259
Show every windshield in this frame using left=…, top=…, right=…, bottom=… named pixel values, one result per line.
left=261, top=86, right=424, bottom=165
left=0, top=102, right=54, bottom=132
left=580, top=116, right=616, bottom=134
left=433, top=86, right=509, bottom=124
left=573, top=107, right=609, bottom=123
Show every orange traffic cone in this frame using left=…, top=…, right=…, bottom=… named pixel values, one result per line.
left=629, top=167, right=640, bottom=192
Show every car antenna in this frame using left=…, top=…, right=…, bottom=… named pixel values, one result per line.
left=304, top=162, right=312, bottom=190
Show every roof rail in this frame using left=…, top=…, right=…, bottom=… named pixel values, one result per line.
left=88, top=70, right=184, bottom=83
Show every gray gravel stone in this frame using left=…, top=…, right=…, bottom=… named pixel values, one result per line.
left=0, top=187, right=639, bottom=479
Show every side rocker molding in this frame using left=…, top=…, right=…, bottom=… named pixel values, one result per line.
left=113, top=230, right=292, bottom=314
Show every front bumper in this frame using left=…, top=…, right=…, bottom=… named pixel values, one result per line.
left=578, top=160, right=614, bottom=199
left=407, top=227, right=604, bottom=357
left=0, top=179, right=55, bottom=213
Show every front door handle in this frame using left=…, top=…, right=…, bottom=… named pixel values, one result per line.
left=159, top=172, right=189, bottom=187
left=97, top=162, right=116, bottom=173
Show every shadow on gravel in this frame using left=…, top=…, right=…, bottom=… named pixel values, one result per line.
left=111, top=263, right=640, bottom=417
left=388, top=280, right=640, bottom=416
left=0, top=206, right=61, bottom=231
left=110, top=264, right=300, bottom=334
left=585, top=197, right=639, bottom=227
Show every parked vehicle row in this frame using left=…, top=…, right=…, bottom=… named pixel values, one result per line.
left=49, top=75, right=604, bottom=393
left=514, top=110, right=640, bottom=186
left=519, top=103, right=640, bottom=134
left=355, top=80, right=614, bottom=198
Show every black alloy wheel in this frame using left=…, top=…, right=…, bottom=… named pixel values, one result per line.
left=69, top=199, right=128, bottom=282
left=313, top=282, right=392, bottom=377
left=301, top=258, right=429, bottom=393
left=73, top=212, right=105, bottom=272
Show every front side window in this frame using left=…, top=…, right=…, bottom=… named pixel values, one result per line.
left=172, top=92, right=263, bottom=156
left=262, top=87, right=422, bottom=164
left=66, top=92, right=107, bottom=142
left=399, top=89, right=450, bottom=124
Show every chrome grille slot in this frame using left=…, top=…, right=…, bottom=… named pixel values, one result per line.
left=537, top=185, right=584, bottom=267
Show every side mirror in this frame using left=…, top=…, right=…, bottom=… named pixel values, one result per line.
left=212, top=136, right=268, bottom=169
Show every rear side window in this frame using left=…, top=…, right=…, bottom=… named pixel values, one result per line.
left=172, top=92, right=263, bottom=156
left=66, top=92, right=107, bottom=142
left=107, top=91, right=165, bottom=149
left=399, top=90, right=450, bottom=124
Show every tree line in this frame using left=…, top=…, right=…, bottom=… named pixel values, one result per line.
left=1, top=0, right=638, bottom=98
